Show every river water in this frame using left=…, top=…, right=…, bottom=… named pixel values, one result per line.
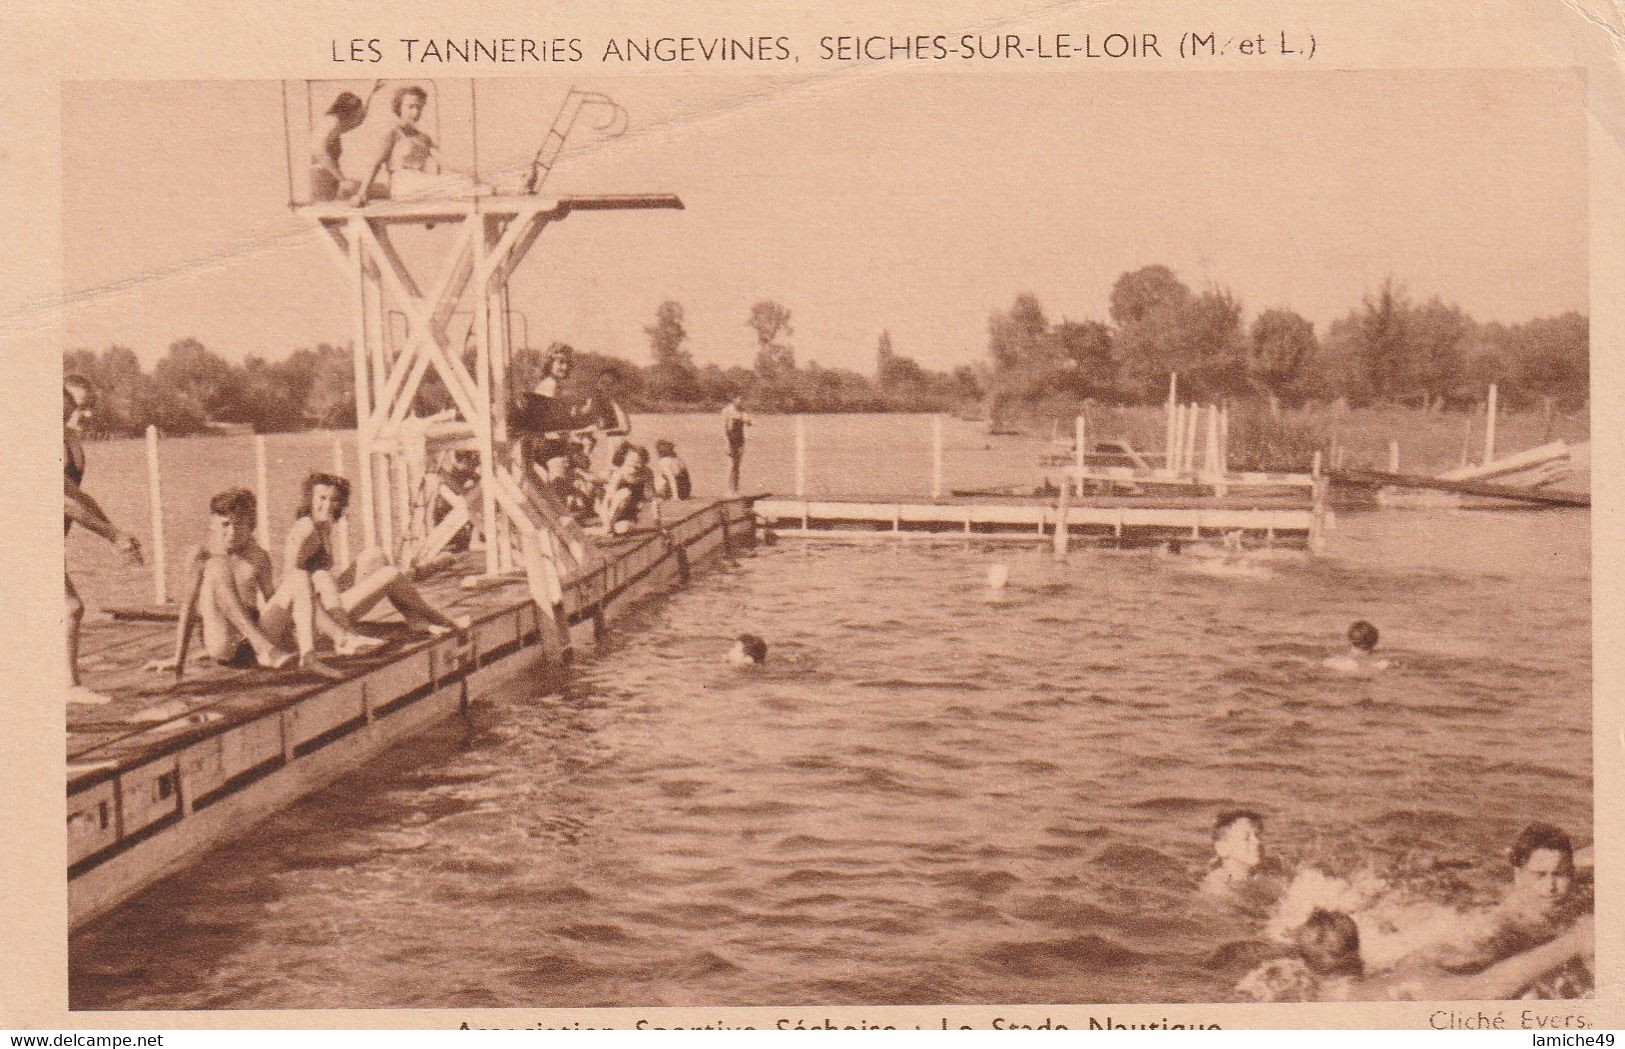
left=69, top=461, right=1590, bottom=1007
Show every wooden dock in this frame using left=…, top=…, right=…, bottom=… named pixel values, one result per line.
left=754, top=494, right=1323, bottom=548
left=67, top=497, right=755, bottom=931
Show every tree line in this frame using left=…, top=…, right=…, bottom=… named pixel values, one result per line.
left=986, top=265, right=1588, bottom=423
left=65, top=269, right=1586, bottom=439
left=63, top=300, right=982, bottom=439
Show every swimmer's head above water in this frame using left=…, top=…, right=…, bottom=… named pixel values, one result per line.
left=1211, top=809, right=1266, bottom=878
left=1296, top=909, right=1364, bottom=979
left=1348, top=620, right=1379, bottom=653
left=1508, top=823, right=1575, bottom=914
left=727, top=633, right=767, bottom=666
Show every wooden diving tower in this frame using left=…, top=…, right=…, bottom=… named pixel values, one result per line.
left=300, top=190, right=682, bottom=607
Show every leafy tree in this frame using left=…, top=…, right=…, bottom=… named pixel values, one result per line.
left=987, top=293, right=1051, bottom=371
left=153, top=337, right=244, bottom=422
left=1248, top=308, right=1318, bottom=401
left=1406, top=297, right=1471, bottom=405
left=1109, top=265, right=1190, bottom=327
left=1109, top=267, right=1194, bottom=398
left=875, top=330, right=895, bottom=381
left=1050, top=319, right=1116, bottom=399
left=645, top=300, right=697, bottom=403
left=1505, top=312, right=1588, bottom=410
left=1353, top=278, right=1411, bottom=402
left=747, top=301, right=795, bottom=377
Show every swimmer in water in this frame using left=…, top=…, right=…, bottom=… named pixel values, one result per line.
left=1416, top=823, right=1589, bottom=978
left=727, top=633, right=767, bottom=666
left=1201, top=809, right=1286, bottom=897
left=1324, top=619, right=1390, bottom=674
left=1257, top=908, right=1595, bottom=1002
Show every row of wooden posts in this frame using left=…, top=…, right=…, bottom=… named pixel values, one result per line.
left=1320, top=381, right=1506, bottom=476
left=136, top=379, right=1512, bottom=602
left=141, top=427, right=353, bottom=606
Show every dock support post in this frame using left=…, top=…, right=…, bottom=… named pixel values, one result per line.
left=1074, top=413, right=1086, bottom=496
left=1311, top=477, right=1329, bottom=554
left=1183, top=403, right=1199, bottom=479
left=1311, top=450, right=1322, bottom=479
left=1165, top=372, right=1177, bottom=471
left=1388, top=439, right=1400, bottom=474
left=473, top=216, right=502, bottom=579
left=254, top=435, right=272, bottom=551
left=795, top=415, right=806, bottom=498
left=333, top=437, right=352, bottom=569
left=1167, top=404, right=1181, bottom=475
left=144, top=425, right=167, bottom=605
left=931, top=414, right=944, bottom=501
left=1484, top=382, right=1498, bottom=464
left=348, top=218, right=378, bottom=553
left=1053, top=484, right=1069, bottom=560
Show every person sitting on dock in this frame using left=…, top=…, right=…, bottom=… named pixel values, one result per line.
left=352, top=85, right=492, bottom=206
left=286, top=472, right=469, bottom=639
left=652, top=439, right=692, bottom=501
left=727, top=634, right=768, bottom=666
left=1324, top=620, right=1390, bottom=674
left=64, top=377, right=145, bottom=705
left=600, top=444, right=652, bottom=535
left=147, top=488, right=305, bottom=679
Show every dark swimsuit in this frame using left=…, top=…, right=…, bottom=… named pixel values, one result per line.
left=65, top=437, right=84, bottom=535
left=514, top=392, right=580, bottom=463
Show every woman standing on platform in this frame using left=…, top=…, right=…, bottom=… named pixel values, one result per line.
left=309, top=80, right=385, bottom=202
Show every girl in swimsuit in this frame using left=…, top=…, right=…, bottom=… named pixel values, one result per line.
left=308, top=81, right=384, bottom=201
left=353, top=85, right=491, bottom=206
left=285, top=472, right=466, bottom=641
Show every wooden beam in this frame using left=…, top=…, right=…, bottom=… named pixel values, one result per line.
left=356, top=223, right=483, bottom=425
left=1330, top=468, right=1589, bottom=507
left=349, top=217, right=377, bottom=551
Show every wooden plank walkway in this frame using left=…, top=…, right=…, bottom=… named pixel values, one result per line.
left=754, top=496, right=1319, bottom=547
left=66, top=497, right=755, bottom=929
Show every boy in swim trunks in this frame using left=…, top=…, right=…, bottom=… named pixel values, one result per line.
left=147, top=488, right=344, bottom=681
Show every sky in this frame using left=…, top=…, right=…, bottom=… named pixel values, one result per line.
left=57, top=68, right=1585, bottom=374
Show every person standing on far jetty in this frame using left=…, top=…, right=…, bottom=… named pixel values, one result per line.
left=722, top=394, right=751, bottom=494
left=63, top=377, right=143, bottom=705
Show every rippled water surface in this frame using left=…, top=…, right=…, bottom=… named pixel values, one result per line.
left=70, top=495, right=1589, bottom=1008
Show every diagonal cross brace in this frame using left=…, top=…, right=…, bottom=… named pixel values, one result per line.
left=354, top=220, right=485, bottom=435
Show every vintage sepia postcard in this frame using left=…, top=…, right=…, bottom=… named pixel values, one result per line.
left=1, top=0, right=1620, bottom=1033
